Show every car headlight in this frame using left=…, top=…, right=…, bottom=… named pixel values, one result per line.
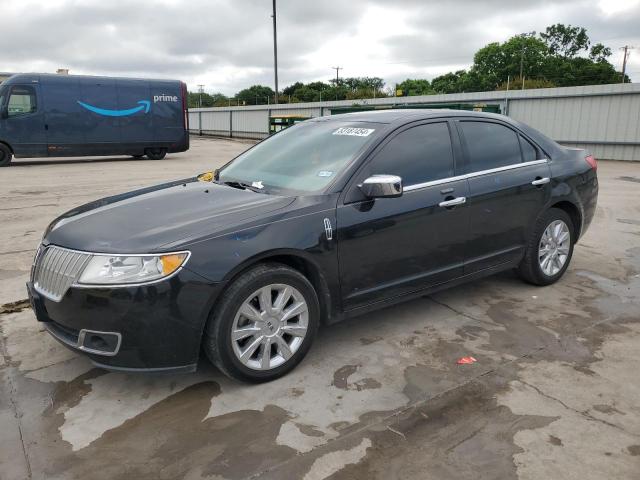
left=77, top=252, right=190, bottom=286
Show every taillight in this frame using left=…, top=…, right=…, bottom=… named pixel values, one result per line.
left=181, top=82, right=188, bottom=130
left=585, top=154, right=597, bottom=171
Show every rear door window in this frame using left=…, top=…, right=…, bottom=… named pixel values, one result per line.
left=366, top=122, right=455, bottom=186
left=520, top=135, right=538, bottom=162
left=459, top=121, right=522, bottom=173
left=8, top=86, right=37, bottom=116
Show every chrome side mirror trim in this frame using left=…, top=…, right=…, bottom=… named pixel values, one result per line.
left=359, top=174, right=403, bottom=199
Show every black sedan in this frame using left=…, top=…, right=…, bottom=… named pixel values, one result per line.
left=27, top=110, right=598, bottom=382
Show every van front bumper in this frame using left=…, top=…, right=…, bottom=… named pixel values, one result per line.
left=26, top=269, right=220, bottom=373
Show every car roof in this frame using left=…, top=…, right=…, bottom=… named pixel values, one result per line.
left=322, top=108, right=507, bottom=125
left=317, top=108, right=563, bottom=157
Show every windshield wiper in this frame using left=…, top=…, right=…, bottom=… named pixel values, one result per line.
left=220, top=180, right=266, bottom=193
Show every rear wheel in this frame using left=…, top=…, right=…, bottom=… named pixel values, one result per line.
left=518, top=208, right=574, bottom=286
left=144, top=148, right=167, bottom=160
left=203, top=263, right=320, bottom=383
left=0, top=144, right=13, bottom=167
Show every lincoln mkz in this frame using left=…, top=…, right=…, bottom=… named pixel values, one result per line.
left=27, top=110, right=598, bottom=382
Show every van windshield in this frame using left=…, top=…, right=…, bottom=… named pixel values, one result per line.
left=218, top=120, right=381, bottom=194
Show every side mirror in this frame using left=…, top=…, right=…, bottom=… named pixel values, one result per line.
left=359, top=174, right=403, bottom=199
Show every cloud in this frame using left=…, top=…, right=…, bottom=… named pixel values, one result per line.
left=1, top=0, right=638, bottom=94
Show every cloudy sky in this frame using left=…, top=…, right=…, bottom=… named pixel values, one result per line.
left=2, top=0, right=639, bottom=95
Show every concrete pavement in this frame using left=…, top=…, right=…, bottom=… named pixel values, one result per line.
left=1, top=140, right=639, bottom=479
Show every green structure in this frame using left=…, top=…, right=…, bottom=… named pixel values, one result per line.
left=269, top=114, right=310, bottom=134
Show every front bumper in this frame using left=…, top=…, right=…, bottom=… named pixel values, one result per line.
left=27, top=269, right=220, bottom=372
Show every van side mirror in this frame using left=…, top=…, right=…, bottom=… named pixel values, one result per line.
left=359, top=175, right=403, bottom=199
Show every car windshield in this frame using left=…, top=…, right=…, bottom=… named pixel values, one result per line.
left=218, top=120, right=381, bottom=194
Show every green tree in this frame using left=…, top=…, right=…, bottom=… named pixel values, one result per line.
left=496, top=77, right=556, bottom=90
left=540, top=24, right=590, bottom=58
left=431, top=71, right=463, bottom=94
left=282, top=82, right=304, bottom=96
left=472, top=33, right=549, bottom=87
left=396, top=78, right=434, bottom=96
left=589, top=43, right=612, bottom=63
left=187, top=91, right=229, bottom=108
left=235, top=85, right=275, bottom=105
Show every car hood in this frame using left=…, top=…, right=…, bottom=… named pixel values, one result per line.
left=44, top=179, right=295, bottom=253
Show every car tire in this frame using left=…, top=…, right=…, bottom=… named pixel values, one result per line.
left=518, top=208, right=575, bottom=286
left=203, top=263, right=320, bottom=383
left=144, top=148, right=167, bottom=160
left=0, top=144, right=13, bottom=167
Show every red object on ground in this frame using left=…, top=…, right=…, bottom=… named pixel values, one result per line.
left=456, top=356, right=477, bottom=365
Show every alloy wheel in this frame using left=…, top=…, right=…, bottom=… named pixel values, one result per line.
left=231, top=283, right=309, bottom=370
left=538, top=219, right=571, bottom=276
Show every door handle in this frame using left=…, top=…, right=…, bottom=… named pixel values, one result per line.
left=531, top=177, right=550, bottom=186
left=439, top=196, right=466, bottom=208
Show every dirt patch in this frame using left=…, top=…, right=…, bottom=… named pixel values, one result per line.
left=592, top=404, right=626, bottom=416
left=332, top=364, right=359, bottom=390
left=44, top=381, right=299, bottom=480
left=0, top=299, right=30, bottom=315
left=548, top=435, right=563, bottom=446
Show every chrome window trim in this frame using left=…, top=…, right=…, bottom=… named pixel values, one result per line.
left=403, top=159, right=548, bottom=192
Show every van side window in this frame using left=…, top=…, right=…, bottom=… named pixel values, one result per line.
left=8, top=86, right=37, bottom=117
left=459, top=121, right=522, bottom=172
left=520, top=135, right=538, bottom=162
left=367, top=122, right=454, bottom=186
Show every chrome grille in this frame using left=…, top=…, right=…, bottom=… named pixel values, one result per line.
left=33, top=246, right=91, bottom=302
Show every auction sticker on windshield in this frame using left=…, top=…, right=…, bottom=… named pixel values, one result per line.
left=332, top=127, right=375, bottom=137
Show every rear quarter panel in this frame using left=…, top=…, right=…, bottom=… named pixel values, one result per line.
left=548, top=147, right=598, bottom=240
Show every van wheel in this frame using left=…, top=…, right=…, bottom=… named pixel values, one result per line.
left=518, top=208, right=575, bottom=286
left=0, top=144, right=12, bottom=167
left=145, top=148, right=167, bottom=160
left=203, top=263, right=320, bottom=383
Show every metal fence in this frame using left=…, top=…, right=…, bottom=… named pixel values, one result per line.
left=189, top=83, right=640, bottom=161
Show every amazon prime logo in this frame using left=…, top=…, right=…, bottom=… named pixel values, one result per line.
left=324, top=218, right=333, bottom=241
left=153, top=94, right=178, bottom=103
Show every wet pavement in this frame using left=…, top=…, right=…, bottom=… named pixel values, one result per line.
left=1, top=144, right=639, bottom=479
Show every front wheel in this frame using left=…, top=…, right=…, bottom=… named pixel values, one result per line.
left=0, top=144, right=13, bottom=167
left=144, top=148, right=167, bottom=160
left=518, top=208, right=575, bottom=286
left=203, top=263, right=320, bottom=383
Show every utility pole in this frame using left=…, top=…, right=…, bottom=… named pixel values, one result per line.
left=519, top=31, right=535, bottom=89
left=620, top=45, right=634, bottom=83
left=272, top=0, right=279, bottom=103
left=197, top=84, right=204, bottom=108
left=332, top=66, right=342, bottom=86
left=519, top=48, right=525, bottom=86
